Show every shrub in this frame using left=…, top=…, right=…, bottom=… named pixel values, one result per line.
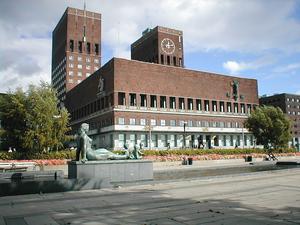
left=0, top=149, right=76, bottom=160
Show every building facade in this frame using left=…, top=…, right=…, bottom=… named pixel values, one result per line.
left=260, top=93, right=300, bottom=149
left=131, top=26, right=184, bottom=67
left=65, top=58, right=259, bottom=150
left=51, top=7, right=101, bottom=103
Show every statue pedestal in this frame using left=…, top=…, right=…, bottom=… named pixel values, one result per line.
left=68, top=160, right=153, bottom=183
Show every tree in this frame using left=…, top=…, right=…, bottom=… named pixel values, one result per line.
left=0, top=82, right=70, bottom=152
left=244, top=106, right=292, bottom=150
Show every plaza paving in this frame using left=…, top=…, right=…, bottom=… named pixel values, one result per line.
left=0, top=163, right=300, bottom=225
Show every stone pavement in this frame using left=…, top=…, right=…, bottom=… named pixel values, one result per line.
left=0, top=167, right=300, bottom=224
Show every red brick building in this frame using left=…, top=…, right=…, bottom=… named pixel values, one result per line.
left=52, top=7, right=101, bottom=103
left=65, top=57, right=259, bottom=150
left=131, top=26, right=184, bottom=67
left=55, top=8, right=259, bottom=150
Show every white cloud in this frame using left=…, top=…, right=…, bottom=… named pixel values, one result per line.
left=223, top=55, right=277, bottom=74
left=0, top=0, right=300, bottom=92
left=273, top=62, right=300, bottom=73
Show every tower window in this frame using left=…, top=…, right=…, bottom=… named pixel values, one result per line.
left=173, top=56, right=177, bottom=66
left=179, top=58, right=182, bottom=67
left=87, top=42, right=91, bottom=54
left=78, top=41, right=83, bottom=53
left=118, top=92, right=125, bottom=105
left=160, top=54, right=164, bottom=64
left=69, top=40, right=74, bottom=52
left=95, top=43, right=99, bottom=55
left=167, top=56, right=170, bottom=65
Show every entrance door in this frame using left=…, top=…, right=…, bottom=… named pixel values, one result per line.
left=206, top=135, right=211, bottom=149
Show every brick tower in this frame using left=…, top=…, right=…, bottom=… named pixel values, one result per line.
left=52, top=7, right=101, bottom=103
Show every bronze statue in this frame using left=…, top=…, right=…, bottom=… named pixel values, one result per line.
left=76, top=123, right=129, bottom=162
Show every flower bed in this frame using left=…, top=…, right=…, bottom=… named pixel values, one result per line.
left=0, top=159, right=68, bottom=166
left=143, top=152, right=300, bottom=162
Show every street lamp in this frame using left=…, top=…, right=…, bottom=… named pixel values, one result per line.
left=183, top=121, right=187, bottom=149
left=144, top=123, right=153, bottom=150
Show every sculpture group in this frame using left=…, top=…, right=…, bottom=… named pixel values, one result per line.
left=76, top=123, right=143, bottom=162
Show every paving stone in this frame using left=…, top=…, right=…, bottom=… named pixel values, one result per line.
left=24, top=215, right=59, bottom=225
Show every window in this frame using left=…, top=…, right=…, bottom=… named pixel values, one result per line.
left=86, top=57, right=91, bottom=63
left=173, top=56, right=177, bottom=66
left=223, top=136, right=227, bottom=146
left=188, top=98, right=193, bottom=110
left=129, top=93, right=137, bottom=106
left=87, top=42, right=91, bottom=54
left=230, top=135, right=234, bottom=146
left=95, top=44, right=99, bottom=55
left=150, top=95, right=157, bottom=108
left=68, top=71, right=73, bottom=76
left=69, top=40, right=74, bottom=52
left=118, top=92, right=125, bottom=105
left=118, top=134, right=126, bottom=148
left=68, top=55, right=74, bottom=60
left=212, top=101, right=217, bottom=112
left=247, top=104, right=252, bottom=114
left=160, top=96, right=167, bottom=108
left=129, top=118, right=136, bottom=125
left=118, top=118, right=125, bottom=125
left=78, top=64, right=82, bottom=69
left=241, top=104, right=245, bottom=114
left=153, top=134, right=158, bottom=147
left=77, top=80, right=81, bottom=84
left=94, top=66, right=99, bottom=71
left=140, top=134, right=148, bottom=147
left=130, top=134, right=136, bottom=146
left=227, top=102, right=232, bottom=112
left=78, top=71, right=82, bottom=77
left=170, top=97, right=176, bottom=109
left=140, top=94, right=147, bottom=107
left=179, top=58, right=182, bottom=67
left=69, top=63, right=74, bottom=68
left=160, top=54, right=164, bottom=64
left=86, top=65, right=91, bottom=70
left=161, top=120, right=166, bottom=126
left=94, top=58, right=99, bottom=63
left=188, top=120, right=193, bottom=127
left=179, top=98, right=185, bottom=110
left=234, top=103, right=238, bottom=113
left=167, top=56, right=170, bottom=65
left=204, top=100, right=210, bottom=111
left=78, top=41, right=83, bottom=53
left=151, top=119, right=156, bottom=126
left=196, top=99, right=202, bottom=111
left=140, top=119, right=146, bottom=126
left=220, top=101, right=225, bottom=112
left=86, top=73, right=91, bottom=77
left=68, top=79, right=73, bottom=83
left=167, top=120, right=174, bottom=126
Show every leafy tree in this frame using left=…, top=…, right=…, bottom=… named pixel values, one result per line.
left=0, top=82, right=70, bottom=153
left=244, top=106, right=292, bottom=150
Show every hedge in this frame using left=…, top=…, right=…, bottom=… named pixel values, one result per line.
left=0, top=148, right=296, bottom=160
left=0, top=150, right=76, bottom=160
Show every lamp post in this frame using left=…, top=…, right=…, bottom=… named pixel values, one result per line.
left=183, top=121, right=187, bottom=149
left=144, top=124, right=153, bottom=150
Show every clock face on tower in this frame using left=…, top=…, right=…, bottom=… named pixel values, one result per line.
left=161, top=38, right=175, bottom=54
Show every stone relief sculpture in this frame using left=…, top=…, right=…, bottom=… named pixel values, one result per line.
left=76, top=123, right=130, bottom=162
left=76, top=123, right=144, bottom=162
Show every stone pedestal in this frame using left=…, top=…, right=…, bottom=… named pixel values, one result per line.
left=68, top=160, right=153, bottom=183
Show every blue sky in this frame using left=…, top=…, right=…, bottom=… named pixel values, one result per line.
left=0, top=0, right=300, bottom=96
